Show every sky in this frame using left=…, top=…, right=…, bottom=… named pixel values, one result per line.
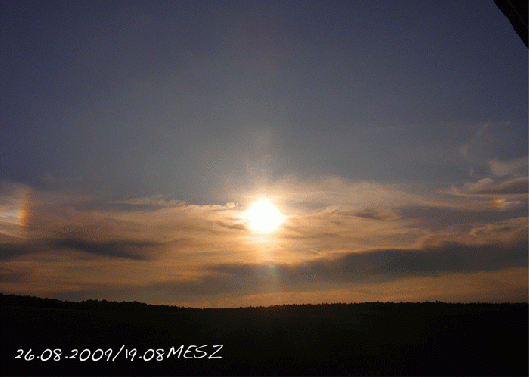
left=1, top=0, right=527, bottom=307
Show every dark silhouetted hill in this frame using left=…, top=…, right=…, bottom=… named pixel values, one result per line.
left=2, top=293, right=527, bottom=376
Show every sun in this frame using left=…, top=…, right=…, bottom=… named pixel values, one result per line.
left=245, top=199, right=282, bottom=232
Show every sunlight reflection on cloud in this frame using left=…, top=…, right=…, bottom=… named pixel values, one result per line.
left=0, top=174, right=527, bottom=306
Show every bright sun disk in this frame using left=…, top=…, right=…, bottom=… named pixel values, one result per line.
left=245, top=199, right=282, bottom=232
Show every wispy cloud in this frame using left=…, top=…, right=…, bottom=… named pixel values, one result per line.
left=48, top=238, right=160, bottom=260
left=488, top=157, right=528, bottom=177
left=454, top=177, right=528, bottom=195
left=0, top=174, right=527, bottom=306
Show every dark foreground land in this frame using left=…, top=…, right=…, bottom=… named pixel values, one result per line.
left=2, top=293, right=527, bottom=376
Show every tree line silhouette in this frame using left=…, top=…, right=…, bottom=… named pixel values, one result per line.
left=3, top=293, right=527, bottom=375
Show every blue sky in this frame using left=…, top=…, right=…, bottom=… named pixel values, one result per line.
left=1, top=0, right=527, bottom=306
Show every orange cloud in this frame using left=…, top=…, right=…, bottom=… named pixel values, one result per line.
left=1, top=175, right=527, bottom=306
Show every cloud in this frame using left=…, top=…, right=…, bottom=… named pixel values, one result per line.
left=454, top=177, right=528, bottom=195
left=142, top=216, right=528, bottom=299
left=111, top=234, right=527, bottom=305
left=1, top=175, right=527, bottom=306
left=0, top=243, right=33, bottom=261
left=221, top=267, right=529, bottom=306
left=50, top=266, right=528, bottom=307
left=0, top=266, right=26, bottom=283
left=398, top=204, right=527, bottom=232
left=467, top=217, right=529, bottom=245
left=458, top=125, right=527, bottom=180
left=216, top=221, right=246, bottom=231
left=48, top=238, right=160, bottom=260
left=488, top=157, right=528, bottom=177
left=349, top=207, right=398, bottom=221
left=459, top=123, right=521, bottom=165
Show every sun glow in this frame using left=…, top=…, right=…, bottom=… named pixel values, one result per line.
left=245, top=199, right=282, bottom=232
